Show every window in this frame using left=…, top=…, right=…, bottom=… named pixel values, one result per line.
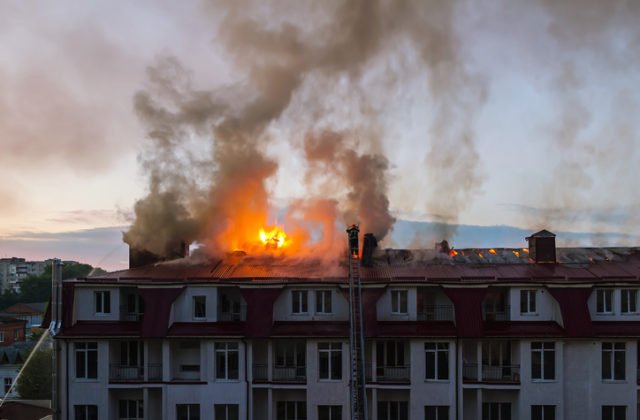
left=482, top=402, right=510, bottom=420
left=292, top=290, right=308, bottom=314
left=193, top=296, right=206, bottom=319
left=377, top=341, right=407, bottom=379
left=12, top=329, right=18, bottom=341
left=120, top=341, right=144, bottom=367
left=75, top=342, right=98, bottom=379
left=126, top=293, right=144, bottom=319
left=602, top=342, right=625, bottom=381
left=177, top=404, right=200, bottom=420
left=75, top=405, right=98, bottom=420
left=531, top=342, right=555, bottom=381
left=520, top=289, right=536, bottom=314
left=425, top=342, right=449, bottom=380
left=316, top=290, right=332, bottom=314
left=378, top=401, right=408, bottom=420
left=531, top=405, right=555, bottom=420
left=95, top=290, right=111, bottom=315
left=276, top=401, right=306, bottom=420
left=215, top=404, right=239, bottom=420
left=318, top=343, right=342, bottom=380
left=425, top=406, right=449, bottom=420
left=215, top=342, right=239, bottom=380
left=602, top=406, right=626, bottom=420
left=0, top=332, right=4, bottom=343
left=391, top=290, right=408, bottom=314
left=119, top=400, right=143, bottom=420
left=318, top=406, right=342, bottom=420
left=597, top=289, right=613, bottom=314
left=621, top=289, right=637, bottom=314
left=3, top=378, right=11, bottom=394
left=275, top=340, right=306, bottom=380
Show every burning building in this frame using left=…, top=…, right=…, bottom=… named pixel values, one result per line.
left=48, top=228, right=640, bottom=420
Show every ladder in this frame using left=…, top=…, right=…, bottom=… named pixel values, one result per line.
left=347, top=226, right=368, bottom=420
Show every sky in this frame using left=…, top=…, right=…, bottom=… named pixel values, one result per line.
left=1, top=0, right=639, bottom=270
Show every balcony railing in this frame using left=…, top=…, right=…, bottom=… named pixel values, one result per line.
left=482, top=304, right=511, bottom=321
left=253, top=364, right=268, bottom=381
left=217, top=304, right=247, bottom=322
left=109, top=364, right=162, bottom=382
left=120, top=312, right=143, bottom=322
left=462, top=363, right=520, bottom=383
left=375, top=365, right=411, bottom=382
left=252, top=364, right=306, bottom=382
left=417, top=305, right=454, bottom=321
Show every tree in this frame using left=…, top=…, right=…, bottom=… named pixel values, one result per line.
left=16, top=347, right=52, bottom=399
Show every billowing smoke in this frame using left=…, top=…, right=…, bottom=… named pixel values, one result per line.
left=125, top=0, right=487, bottom=257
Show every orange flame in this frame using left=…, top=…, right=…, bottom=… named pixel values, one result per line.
left=513, top=250, right=520, bottom=257
left=522, top=248, right=529, bottom=253
left=449, top=249, right=459, bottom=257
left=489, top=248, right=497, bottom=255
left=259, top=226, right=289, bottom=249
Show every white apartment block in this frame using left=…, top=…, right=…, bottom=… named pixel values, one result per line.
left=0, top=257, right=48, bottom=292
left=49, top=232, right=640, bottom=420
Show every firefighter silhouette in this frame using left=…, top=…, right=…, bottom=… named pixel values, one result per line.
left=346, top=224, right=360, bottom=257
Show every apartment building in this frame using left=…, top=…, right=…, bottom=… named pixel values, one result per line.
left=0, top=258, right=48, bottom=292
left=49, top=231, right=640, bottom=420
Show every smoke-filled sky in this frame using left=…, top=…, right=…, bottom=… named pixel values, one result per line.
left=1, top=0, right=639, bottom=268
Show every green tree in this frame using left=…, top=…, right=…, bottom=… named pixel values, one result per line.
left=16, top=347, right=52, bottom=399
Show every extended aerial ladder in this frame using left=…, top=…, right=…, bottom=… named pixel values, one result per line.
left=346, top=225, right=368, bottom=420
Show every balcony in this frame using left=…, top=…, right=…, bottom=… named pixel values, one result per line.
left=483, top=304, right=511, bottom=321
left=218, top=304, right=247, bottom=322
left=109, top=364, right=162, bottom=382
left=462, top=363, right=520, bottom=384
left=374, top=365, right=411, bottom=383
left=417, top=304, right=454, bottom=321
left=251, top=364, right=306, bottom=383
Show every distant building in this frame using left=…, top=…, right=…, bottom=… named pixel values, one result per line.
left=0, top=258, right=48, bottom=293
left=0, top=347, right=24, bottom=399
left=0, top=303, right=47, bottom=330
left=0, top=318, right=26, bottom=347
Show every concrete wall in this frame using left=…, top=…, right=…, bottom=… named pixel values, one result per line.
left=509, top=287, right=557, bottom=321
left=75, top=287, right=120, bottom=321
left=172, top=286, right=218, bottom=322
left=377, top=287, right=418, bottom=321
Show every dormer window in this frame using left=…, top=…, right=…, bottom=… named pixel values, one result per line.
left=315, top=290, right=332, bottom=314
left=391, top=290, right=408, bottom=314
left=596, top=289, right=613, bottom=314
left=621, top=289, right=637, bottom=314
left=520, top=290, right=537, bottom=315
left=193, top=296, right=206, bottom=319
left=95, top=291, right=111, bottom=315
left=292, top=290, right=308, bottom=314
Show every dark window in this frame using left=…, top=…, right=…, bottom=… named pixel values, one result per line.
left=316, top=290, right=332, bottom=314
left=621, top=289, right=637, bottom=314
left=602, top=342, right=625, bottom=381
left=215, top=342, right=239, bottom=380
left=120, top=341, right=143, bottom=367
left=3, top=378, right=10, bottom=394
left=596, top=290, right=613, bottom=314
left=425, top=342, right=449, bottom=380
left=119, top=400, right=143, bottom=420
left=520, top=289, right=536, bottom=314
left=177, top=404, right=200, bottom=420
left=482, top=402, right=510, bottom=420
left=75, top=342, right=98, bottom=379
left=425, top=406, right=449, bottom=420
left=276, top=401, right=306, bottom=420
left=214, top=404, right=239, bottom=420
left=602, top=405, right=626, bottom=420
left=391, top=290, right=408, bottom=314
left=531, top=405, right=555, bottom=420
left=378, top=401, right=408, bottom=420
left=318, top=405, right=341, bottom=420
left=74, top=405, right=98, bottom=420
left=531, top=342, right=555, bottom=380
left=318, top=343, right=342, bottom=380
left=292, top=291, right=308, bottom=314
left=95, top=291, right=111, bottom=314
left=193, top=296, right=206, bottom=319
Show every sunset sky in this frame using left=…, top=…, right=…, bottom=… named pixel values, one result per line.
left=1, top=1, right=639, bottom=270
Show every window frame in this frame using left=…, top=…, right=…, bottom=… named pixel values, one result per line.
left=596, top=289, right=614, bottom=314
left=214, top=342, right=239, bottom=381
left=531, top=342, right=555, bottom=381
left=602, top=405, right=626, bottom=420
left=74, top=404, right=98, bottom=420
left=531, top=405, right=555, bottom=420
left=425, top=342, right=449, bottom=381
left=0, top=332, right=4, bottom=343
left=318, top=342, right=342, bottom=381
left=482, top=402, right=511, bottom=420
left=425, top=405, right=449, bottom=420
left=391, top=290, right=408, bottom=315
left=377, top=401, right=408, bottom=420
left=94, top=290, right=111, bottom=316
left=276, top=401, right=306, bottom=420
left=3, top=378, right=11, bottom=394
left=119, top=399, right=144, bottom=420
left=176, top=404, right=200, bottom=420
left=193, top=296, right=207, bottom=320
left=291, top=290, right=309, bottom=315
left=602, top=342, right=626, bottom=382
left=520, top=289, right=537, bottom=315
left=75, top=342, right=98, bottom=380
left=315, top=290, right=333, bottom=315
left=620, top=289, right=638, bottom=314
left=318, top=405, right=342, bottom=420
left=214, top=404, right=239, bottom=420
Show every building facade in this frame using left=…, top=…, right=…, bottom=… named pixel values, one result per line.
left=0, top=258, right=48, bottom=292
left=50, top=236, right=640, bottom=420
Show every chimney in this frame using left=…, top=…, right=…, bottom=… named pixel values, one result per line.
left=361, top=233, right=378, bottom=267
left=128, top=241, right=189, bottom=269
left=526, top=230, right=556, bottom=263
left=436, top=240, right=451, bottom=255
